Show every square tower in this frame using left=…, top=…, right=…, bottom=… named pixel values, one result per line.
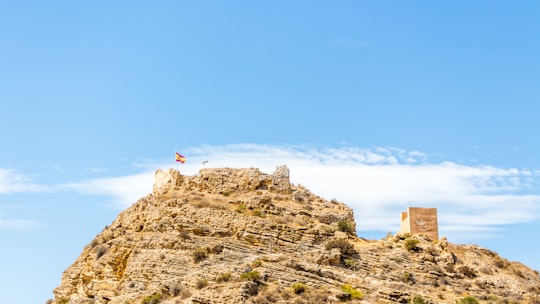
left=400, top=207, right=438, bottom=241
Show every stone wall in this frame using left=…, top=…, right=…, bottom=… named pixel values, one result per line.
left=400, top=207, right=438, bottom=241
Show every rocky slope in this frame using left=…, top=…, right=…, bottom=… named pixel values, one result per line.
left=52, top=166, right=540, bottom=304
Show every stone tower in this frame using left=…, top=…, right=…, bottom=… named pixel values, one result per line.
left=400, top=207, right=439, bottom=241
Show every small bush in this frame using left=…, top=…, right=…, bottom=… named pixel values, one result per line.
left=291, top=282, right=306, bottom=294
left=192, top=247, right=208, bottom=263
left=458, top=296, right=479, bottom=304
left=325, top=239, right=355, bottom=255
left=240, top=271, right=261, bottom=282
left=459, top=265, right=477, bottom=278
left=402, top=272, right=414, bottom=284
left=410, top=295, right=426, bottom=304
left=216, top=272, right=232, bottom=283
left=340, top=284, right=363, bottom=300
left=337, top=220, right=355, bottom=234
left=404, top=238, right=420, bottom=251
left=253, top=209, right=266, bottom=217
left=195, top=278, right=208, bottom=289
left=236, top=203, right=247, bottom=213
left=344, top=259, right=357, bottom=269
left=57, top=299, right=69, bottom=304
left=141, top=293, right=162, bottom=304
left=494, top=258, right=507, bottom=269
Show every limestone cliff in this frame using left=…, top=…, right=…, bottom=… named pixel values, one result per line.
left=52, top=167, right=540, bottom=304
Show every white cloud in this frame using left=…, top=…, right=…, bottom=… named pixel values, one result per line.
left=6, top=145, right=540, bottom=242
left=62, top=172, right=154, bottom=208
left=0, top=168, right=47, bottom=193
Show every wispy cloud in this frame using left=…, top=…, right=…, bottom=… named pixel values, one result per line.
left=61, top=172, right=154, bottom=207
left=0, top=168, right=48, bottom=193
left=4, top=145, right=540, bottom=242
left=0, top=219, right=38, bottom=230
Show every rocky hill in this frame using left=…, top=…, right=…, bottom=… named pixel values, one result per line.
left=52, top=166, right=540, bottom=304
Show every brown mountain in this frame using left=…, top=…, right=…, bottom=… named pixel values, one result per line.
left=52, top=166, right=540, bottom=304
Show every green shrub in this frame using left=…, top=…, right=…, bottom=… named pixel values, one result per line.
left=340, top=284, right=363, bottom=300
left=410, top=295, right=426, bottom=304
left=404, top=238, right=420, bottom=251
left=240, top=271, right=261, bottom=282
left=458, top=296, right=479, bottom=304
left=291, top=282, right=307, bottom=294
left=141, top=293, right=162, bottom=304
left=57, top=299, right=69, bottom=304
left=344, top=259, right=357, bottom=269
left=337, top=220, right=355, bottom=234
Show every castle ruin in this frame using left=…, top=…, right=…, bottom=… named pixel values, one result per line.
left=400, top=207, right=439, bottom=241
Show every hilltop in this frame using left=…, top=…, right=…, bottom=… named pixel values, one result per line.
left=52, top=166, right=540, bottom=303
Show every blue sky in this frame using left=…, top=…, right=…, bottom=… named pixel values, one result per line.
left=1, top=1, right=539, bottom=302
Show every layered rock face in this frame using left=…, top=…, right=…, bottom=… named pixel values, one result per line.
left=53, top=167, right=540, bottom=304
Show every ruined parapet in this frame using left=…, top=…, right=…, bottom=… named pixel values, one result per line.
left=400, top=207, right=438, bottom=241
left=153, top=168, right=183, bottom=196
left=270, top=165, right=291, bottom=194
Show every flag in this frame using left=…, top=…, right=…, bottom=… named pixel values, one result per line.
left=175, top=152, right=186, bottom=163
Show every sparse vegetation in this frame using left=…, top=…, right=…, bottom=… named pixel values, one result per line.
left=338, top=220, right=355, bottom=234
left=253, top=208, right=265, bottom=217
left=402, top=272, right=414, bottom=284
left=459, top=265, right=477, bottom=278
left=340, top=284, right=363, bottom=300
left=493, top=258, right=507, bottom=269
left=192, top=247, right=208, bottom=263
left=291, top=282, right=306, bottom=294
left=344, top=258, right=357, bottom=269
left=141, top=293, right=162, bottom=304
left=325, top=239, right=355, bottom=255
left=236, top=203, right=247, bottom=213
left=240, top=271, right=261, bottom=282
left=195, top=278, right=208, bottom=289
left=410, top=295, right=426, bottom=304
left=404, top=238, right=420, bottom=251
left=458, top=296, right=479, bottom=304
left=252, top=259, right=263, bottom=267
left=216, top=272, right=232, bottom=283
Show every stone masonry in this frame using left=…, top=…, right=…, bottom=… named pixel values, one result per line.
left=400, top=207, right=439, bottom=241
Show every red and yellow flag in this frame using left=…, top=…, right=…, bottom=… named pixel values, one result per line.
left=175, top=152, right=186, bottom=163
